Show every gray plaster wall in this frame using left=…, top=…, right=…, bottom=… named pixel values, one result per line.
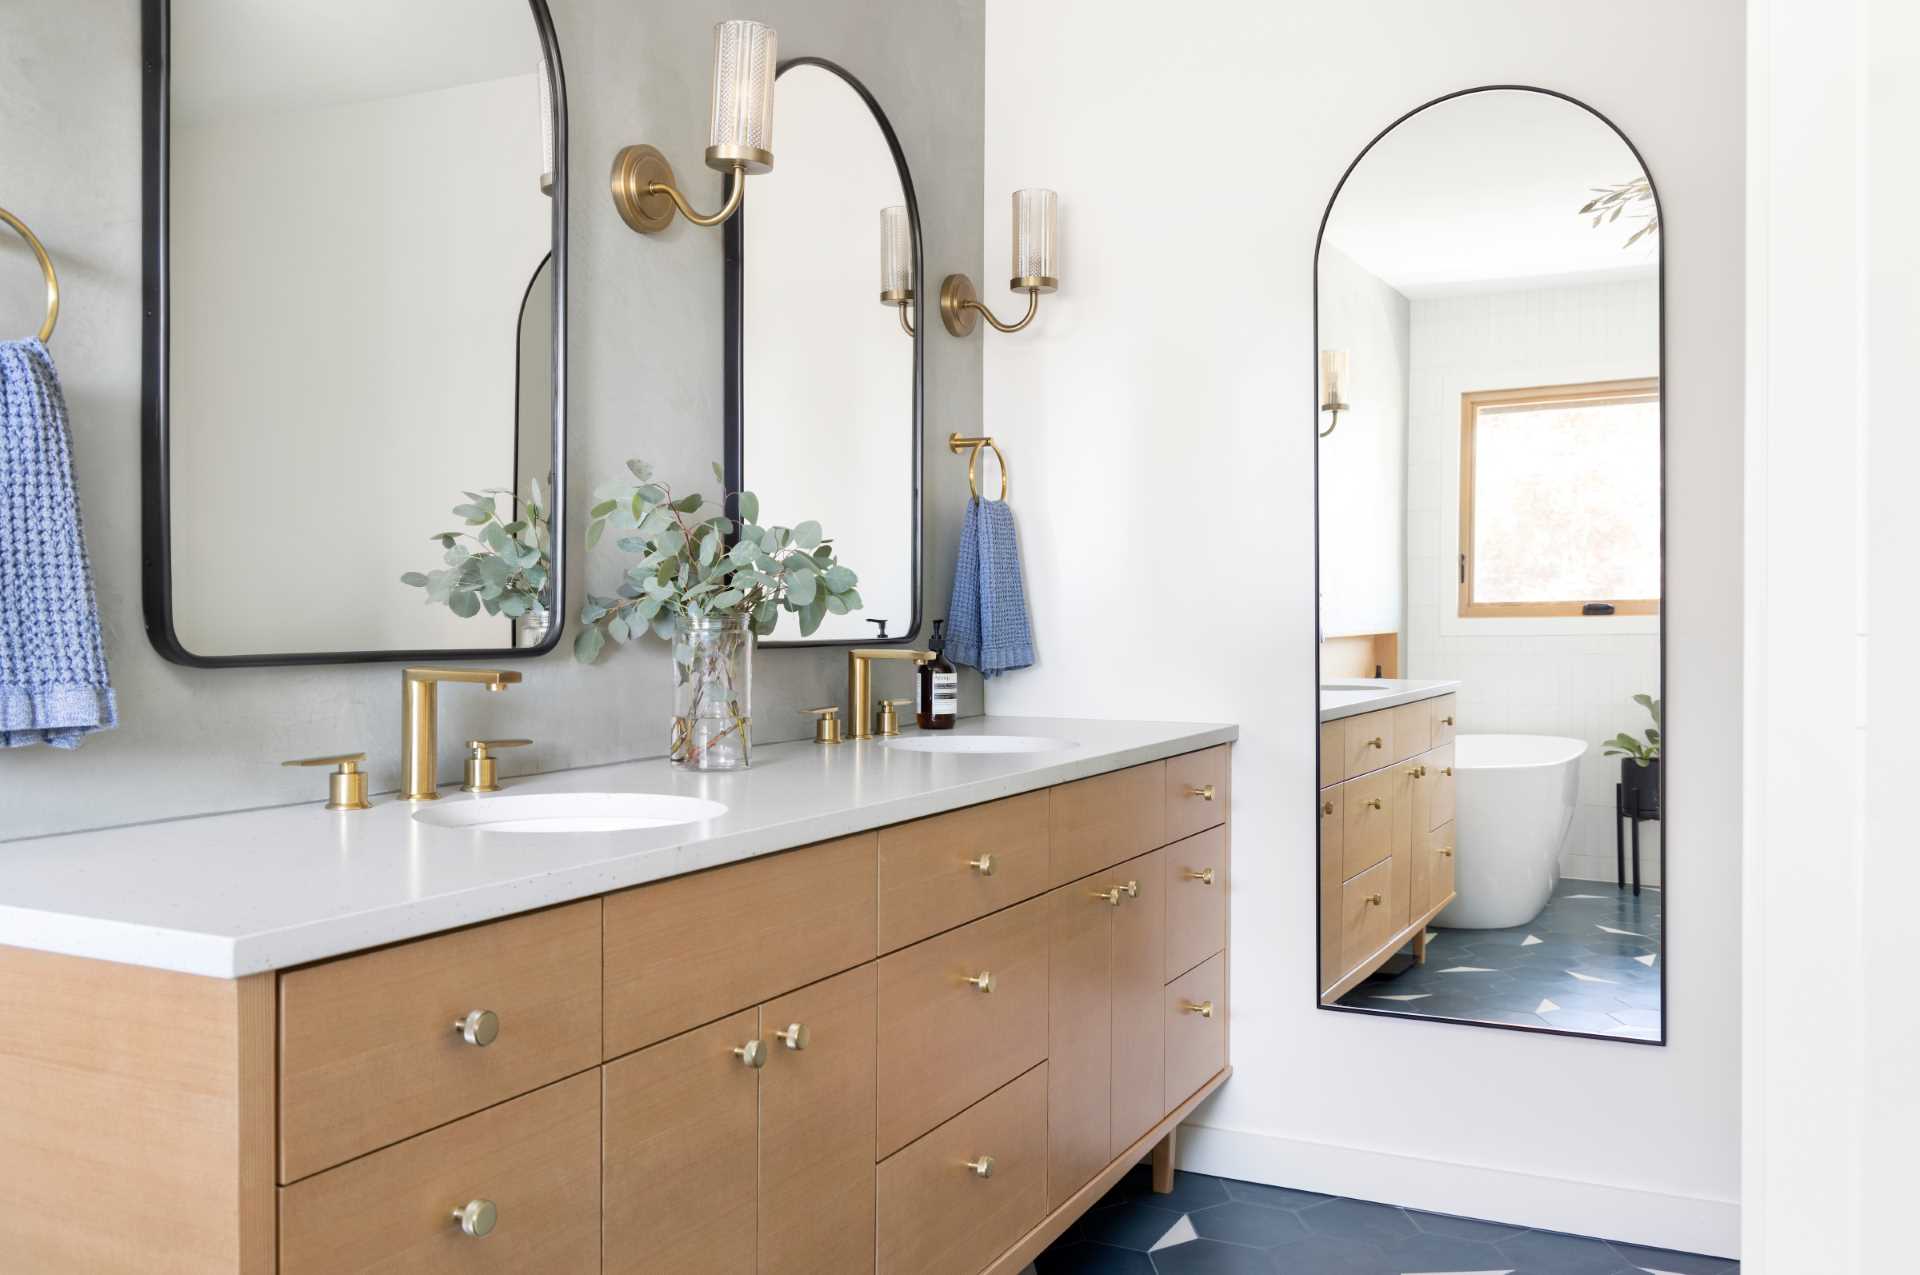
left=0, top=0, right=985, bottom=839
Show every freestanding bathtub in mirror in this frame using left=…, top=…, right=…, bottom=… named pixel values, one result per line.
left=1313, top=87, right=1665, bottom=1045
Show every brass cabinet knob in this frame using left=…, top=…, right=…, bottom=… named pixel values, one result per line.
left=1183, top=867, right=1215, bottom=886
left=1443, top=767, right=1454, bottom=777
left=804, top=706, right=844, bottom=744
left=1180, top=1000, right=1214, bottom=1019
left=1367, top=736, right=1383, bottom=749
left=968, top=853, right=996, bottom=877
left=1093, top=887, right=1123, bottom=906
left=1320, top=800, right=1334, bottom=817
left=1407, top=765, right=1426, bottom=779
left=1442, top=715, right=1455, bottom=726
left=281, top=752, right=372, bottom=811
left=1185, top=784, right=1216, bottom=801
left=733, top=1039, right=768, bottom=1069
left=451, top=1199, right=497, bottom=1238
left=773, top=1022, right=809, bottom=1051
left=453, top=1009, right=499, bottom=1047
left=1365, top=798, right=1383, bottom=811
left=1121, top=880, right=1140, bottom=899
left=1439, top=846, right=1455, bottom=858
left=965, top=970, right=996, bottom=993
left=965, top=1155, right=996, bottom=1179
left=1367, top=893, right=1383, bottom=906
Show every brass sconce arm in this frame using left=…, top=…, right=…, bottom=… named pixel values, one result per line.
left=895, top=300, right=916, bottom=337
left=611, top=145, right=749, bottom=234
left=968, top=287, right=1040, bottom=334
left=1318, top=402, right=1347, bottom=438
left=654, top=162, right=747, bottom=227
left=939, top=276, right=1041, bottom=337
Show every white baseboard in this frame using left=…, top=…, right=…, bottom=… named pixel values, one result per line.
left=1176, top=1121, right=1739, bottom=1259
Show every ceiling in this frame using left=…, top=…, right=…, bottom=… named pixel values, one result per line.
left=1322, top=90, right=1658, bottom=299
left=171, top=0, right=540, bottom=124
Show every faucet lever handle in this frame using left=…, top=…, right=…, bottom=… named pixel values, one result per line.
left=281, top=753, right=372, bottom=812
left=804, top=706, right=844, bottom=745
left=282, top=752, right=366, bottom=769
left=465, top=738, right=532, bottom=757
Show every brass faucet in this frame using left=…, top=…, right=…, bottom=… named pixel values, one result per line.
left=846, top=649, right=933, bottom=740
left=401, top=667, right=522, bottom=800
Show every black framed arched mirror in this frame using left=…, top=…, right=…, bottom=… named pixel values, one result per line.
left=724, top=57, right=923, bottom=646
left=1312, top=88, right=1666, bottom=1045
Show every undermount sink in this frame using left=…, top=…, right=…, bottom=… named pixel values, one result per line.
left=882, top=734, right=1075, bottom=755
left=412, top=792, right=728, bottom=834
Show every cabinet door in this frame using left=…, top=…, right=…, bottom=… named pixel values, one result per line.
left=1046, top=876, right=1112, bottom=1209
left=1390, top=700, right=1432, bottom=763
left=1427, top=744, right=1456, bottom=831
left=1318, top=787, right=1343, bottom=994
left=760, top=965, right=877, bottom=1275
left=1341, top=710, right=1394, bottom=778
left=603, top=1010, right=761, bottom=1275
left=1165, top=954, right=1226, bottom=1108
left=1319, top=721, right=1344, bottom=788
left=1340, top=858, right=1396, bottom=974
left=1389, top=762, right=1417, bottom=930
left=1109, top=849, right=1165, bottom=1158
left=1341, top=768, right=1395, bottom=879
left=1428, top=821, right=1457, bottom=909
left=1432, top=694, right=1458, bottom=744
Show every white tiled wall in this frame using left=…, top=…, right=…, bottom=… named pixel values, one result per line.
left=1405, top=276, right=1663, bottom=884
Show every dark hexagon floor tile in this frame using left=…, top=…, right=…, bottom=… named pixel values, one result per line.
left=1035, top=1241, right=1158, bottom=1274
left=1222, top=1180, right=1334, bottom=1211
left=1297, top=1198, right=1418, bottom=1245
left=1379, top=1230, right=1511, bottom=1271
left=1071, top=1203, right=1188, bottom=1251
left=1498, top=1228, right=1637, bottom=1274
left=1149, top=1238, right=1282, bottom=1274
left=1606, top=1240, right=1740, bottom=1273
left=1189, top=1201, right=1308, bottom=1248
left=1404, top=1208, right=1527, bottom=1242
left=1095, top=1167, right=1228, bottom=1215
left=1263, top=1234, right=1398, bottom=1274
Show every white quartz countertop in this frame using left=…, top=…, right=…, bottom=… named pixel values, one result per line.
left=0, top=716, right=1235, bottom=979
left=1319, top=679, right=1461, bottom=722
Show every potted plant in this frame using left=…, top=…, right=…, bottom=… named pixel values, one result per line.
left=401, top=480, right=554, bottom=646
left=574, top=461, right=862, bottom=771
left=1602, top=693, right=1661, bottom=818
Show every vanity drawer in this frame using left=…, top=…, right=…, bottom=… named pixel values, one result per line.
left=879, top=792, right=1049, bottom=952
left=278, top=899, right=602, bottom=1183
left=877, top=1064, right=1048, bottom=1275
left=1342, top=710, right=1394, bottom=778
left=1165, top=952, right=1226, bottom=1108
left=1165, top=825, right=1228, bottom=981
left=1051, top=761, right=1167, bottom=885
left=1318, top=788, right=1343, bottom=994
left=278, top=1070, right=600, bottom=1275
left=1319, top=722, right=1344, bottom=788
left=1428, top=821, right=1457, bottom=909
left=1340, top=858, right=1397, bottom=974
left=1391, top=701, right=1432, bottom=762
left=1340, top=768, right=1397, bottom=880
left=604, top=832, right=877, bottom=1059
left=1426, top=744, right=1455, bottom=830
left=876, top=895, right=1049, bottom=1157
left=1166, top=745, right=1230, bottom=841
left=1432, top=694, right=1458, bottom=745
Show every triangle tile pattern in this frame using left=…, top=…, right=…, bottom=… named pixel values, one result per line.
left=1148, top=1214, right=1196, bottom=1251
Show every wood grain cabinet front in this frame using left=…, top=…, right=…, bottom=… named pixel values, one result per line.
left=1426, top=744, right=1456, bottom=831
left=1165, top=746, right=1229, bottom=842
left=278, top=1070, right=600, bottom=1275
left=1432, top=694, right=1458, bottom=745
left=1342, top=710, right=1394, bottom=779
left=604, top=833, right=877, bottom=1059
left=1165, top=954, right=1226, bottom=1109
left=1165, top=825, right=1228, bottom=982
left=879, top=792, right=1050, bottom=953
left=877, top=1065, right=1049, bottom=1275
left=277, top=898, right=602, bottom=1183
left=1050, top=761, right=1167, bottom=886
left=1340, top=858, right=1396, bottom=975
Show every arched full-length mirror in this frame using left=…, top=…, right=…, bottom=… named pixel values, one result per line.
left=726, top=58, right=922, bottom=645
left=1315, top=88, right=1664, bottom=1044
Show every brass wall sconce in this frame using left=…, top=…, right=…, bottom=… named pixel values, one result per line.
left=880, top=205, right=914, bottom=335
left=1319, top=349, right=1351, bottom=437
left=941, top=188, right=1058, bottom=337
left=610, top=19, right=776, bottom=234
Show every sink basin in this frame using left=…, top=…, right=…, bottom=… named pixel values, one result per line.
left=413, top=792, right=728, bottom=834
left=881, top=735, right=1075, bottom=755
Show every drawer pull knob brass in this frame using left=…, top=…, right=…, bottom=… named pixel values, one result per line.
left=1367, top=893, right=1383, bottom=906
left=1093, top=887, right=1124, bottom=906
left=1365, top=798, right=1383, bottom=811
left=1183, top=867, right=1215, bottom=885
left=1367, top=736, right=1383, bottom=749
left=773, top=1022, right=810, bottom=1051
left=1443, top=767, right=1453, bottom=777
left=1442, top=715, right=1455, bottom=726
left=1181, top=1000, right=1214, bottom=1019
left=966, top=1155, right=996, bottom=1179
left=1320, top=800, right=1333, bottom=816
left=1439, top=847, right=1455, bottom=858
left=733, top=1039, right=768, bottom=1069
left=1121, top=879, right=1140, bottom=899
left=968, top=853, right=995, bottom=877
left=1185, top=784, right=1216, bottom=801
left=965, top=970, right=996, bottom=993
left=451, top=1199, right=497, bottom=1238
left=453, top=1009, right=499, bottom=1047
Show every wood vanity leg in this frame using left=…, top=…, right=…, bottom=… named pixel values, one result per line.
left=1150, top=1129, right=1177, bottom=1193
left=1413, top=928, right=1429, bottom=965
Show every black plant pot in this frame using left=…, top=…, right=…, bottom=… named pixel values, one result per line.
left=1620, top=756, right=1662, bottom=819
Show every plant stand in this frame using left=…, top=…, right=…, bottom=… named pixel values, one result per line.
left=1614, top=782, right=1662, bottom=896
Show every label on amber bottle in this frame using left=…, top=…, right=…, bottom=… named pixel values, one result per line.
left=931, top=671, right=958, bottom=715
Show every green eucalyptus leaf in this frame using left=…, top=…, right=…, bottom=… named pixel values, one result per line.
left=792, top=520, right=822, bottom=551
left=608, top=616, right=630, bottom=642
left=824, top=565, right=857, bottom=592
left=824, top=593, right=848, bottom=615
left=399, top=572, right=429, bottom=588
left=448, top=590, right=480, bottom=618
left=798, top=597, right=825, bottom=637
left=637, top=597, right=664, bottom=621
left=737, top=491, right=759, bottom=523
left=586, top=520, right=606, bottom=549
left=672, top=493, right=703, bottom=513
left=787, top=571, right=817, bottom=606
left=501, top=594, right=528, bottom=618
left=573, top=626, right=606, bottom=663
left=841, top=588, right=863, bottom=611
left=712, top=461, right=726, bottom=484
left=711, top=589, right=744, bottom=609
left=626, top=459, right=654, bottom=481
left=652, top=613, right=677, bottom=641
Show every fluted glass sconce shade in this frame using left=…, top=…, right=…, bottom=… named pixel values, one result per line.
left=1010, top=188, right=1058, bottom=292
left=610, top=19, right=775, bottom=235
left=537, top=56, right=555, bottom=195
left=1319, top=350, right=1351, bottom=437
left=880, top=206, right=913, bottom=302
left=706, top=19, right=777, bottom=174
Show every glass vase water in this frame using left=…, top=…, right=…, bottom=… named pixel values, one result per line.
left=671, top=613, right=752, bottom=771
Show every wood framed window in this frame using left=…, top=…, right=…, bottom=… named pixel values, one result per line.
left=1458, top=378, right=1660, bottom=618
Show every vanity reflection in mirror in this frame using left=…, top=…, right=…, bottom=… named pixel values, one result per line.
left=1314, top=89, right=1664, bottom=1043
left=727, top=58, right=921, bottom=645
left=143, top=0, right=567, bottom=664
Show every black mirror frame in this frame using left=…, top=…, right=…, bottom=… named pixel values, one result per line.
left=1311, top=85, right=1667, bottom=1047
left=723, top=56, right=925, bottom=649
left=139, top=0, right=570, bottom=667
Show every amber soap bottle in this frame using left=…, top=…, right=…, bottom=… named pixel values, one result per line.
left=918, top=620, right=958, bottom=730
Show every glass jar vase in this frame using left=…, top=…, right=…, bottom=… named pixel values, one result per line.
left=670, top=613, right=752, bottom=771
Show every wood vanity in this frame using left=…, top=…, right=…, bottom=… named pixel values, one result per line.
left=1318, top=693, right=1457, bottom=1001
left=0, top=743, right=1232, bottom=1275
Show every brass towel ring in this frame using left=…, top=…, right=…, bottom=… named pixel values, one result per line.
left=0, top=205, right=58, bottom=343
left=948, top=433, right=1009, bottom=502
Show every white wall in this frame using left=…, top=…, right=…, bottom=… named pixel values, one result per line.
left=1405, top=278, right=1662, bottom=883
left=984, top=0, right=1742, bottom=1255
left=1744, top=0, right=1920, bottom=1268
left=1315, top=245, right=1408, bottom=641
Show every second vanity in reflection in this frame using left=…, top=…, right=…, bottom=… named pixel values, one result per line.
left=0, top=721, right=1232, bottom=1275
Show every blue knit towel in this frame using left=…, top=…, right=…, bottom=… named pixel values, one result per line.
left=946, top=497, right=1034, bottom=678
left=1, top=339, right=116, bottom=748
